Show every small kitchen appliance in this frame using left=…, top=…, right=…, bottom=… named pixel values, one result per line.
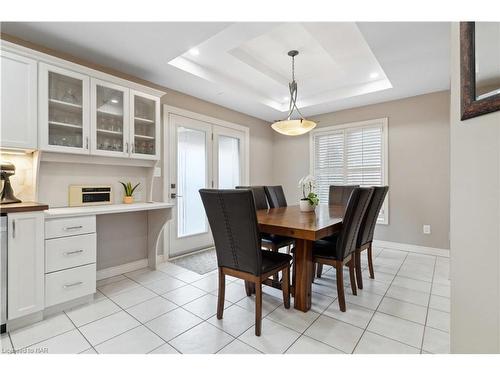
left=0, top=161, right=21, bottom=204
left=69, top=185, right=113, bottom=207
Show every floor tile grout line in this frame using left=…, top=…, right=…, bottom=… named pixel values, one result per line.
left=350, top=250, right=408, bottom=353
left=63, top=310, right=96, bottom=354
left=419, top=255, right=438, bottom=353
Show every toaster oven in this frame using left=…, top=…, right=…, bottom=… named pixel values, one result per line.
left=69, top=185, right=113, bottom=207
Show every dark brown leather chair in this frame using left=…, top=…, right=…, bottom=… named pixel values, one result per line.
left=312, top=187, right=374, bottom=312
left=328, top=185, right=360, bottom=206
left=236, top=186, right=294, bottom=255
left=316, top=184, right=359, bottom=278
left=264, top=185, right=288, bottom=208
left=354, top=186, right=389, bottom=289
left=199, top=189, right=291, bottom=336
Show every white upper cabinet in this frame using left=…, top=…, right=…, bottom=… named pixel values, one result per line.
left=39, top=63, right=90, bottom=154
left=130, top=90, right=160, bottom=160
left=0, top=51, right=38, bottom=150
left=91, top=78, right=130, bottom=158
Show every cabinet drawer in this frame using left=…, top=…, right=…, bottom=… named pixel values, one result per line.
left=45, top=263, right=96, bottom=307
left=45, top=216, right=96, bottom=239
left=45, top=233, right=96, bottom=273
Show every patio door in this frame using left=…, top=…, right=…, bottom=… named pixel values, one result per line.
left=168, top=113, right=247, bottom=258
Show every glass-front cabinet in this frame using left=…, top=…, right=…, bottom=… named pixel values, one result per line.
left=39, top=63, right=90, bottom=154
left=39, top=63, right=160, bottom=160
left=130, top=90, right=160, bottom=160
left=91, top=79, right=129, bottom=157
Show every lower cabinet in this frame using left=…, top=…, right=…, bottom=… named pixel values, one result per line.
left=44, top=215, right=97, bottom=308
left=7, top=212, right=45, bottom=320
left=45, top=263, right=96, bottom=307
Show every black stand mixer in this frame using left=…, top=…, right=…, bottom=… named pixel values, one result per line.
left=1, top=161, right=21, bottom=204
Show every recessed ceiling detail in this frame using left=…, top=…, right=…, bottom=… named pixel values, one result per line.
left=168, top=22, right=392, bottom=114
left=1, top=22, right=450, bottom=121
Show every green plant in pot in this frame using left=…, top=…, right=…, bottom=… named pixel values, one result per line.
left=120, top=181, right=140, bottom=204
left=298, top=175, right=319, bottom=212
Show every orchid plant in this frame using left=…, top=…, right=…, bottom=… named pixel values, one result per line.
left=298, top=175, right=319, bottom=206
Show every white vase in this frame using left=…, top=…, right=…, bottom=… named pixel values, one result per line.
left=299, top=199, right=316, bottom=212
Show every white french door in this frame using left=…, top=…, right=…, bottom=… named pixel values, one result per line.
left=168, top=113, right=248, bottom=257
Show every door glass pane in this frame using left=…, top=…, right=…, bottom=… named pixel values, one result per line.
left=177, top=127, right=207, bottom=237
left=218, top=135, right=240, bottom=189
left=48, top=72, right=83, bottom=148
left=95, top=85, right=124, bottom=152
left=133, top=96, right=156, bottom=155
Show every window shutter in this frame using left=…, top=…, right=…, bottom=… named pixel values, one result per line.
left=312, top=121, right=387, bottom=223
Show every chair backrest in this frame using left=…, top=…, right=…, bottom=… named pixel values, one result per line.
left=264, top=185, right=287, bottom=208
left=328, top=185, right=359, bottom=206
left=235, top=186, right=268, bottom=210
left=199, top=189, right=262, bottom=275
left=358, top=186, right=389, bottom=247
left=335, top=187, right=374, bottom=260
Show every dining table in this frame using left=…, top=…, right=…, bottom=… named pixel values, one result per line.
left=256, top=204, right=344, bottom=312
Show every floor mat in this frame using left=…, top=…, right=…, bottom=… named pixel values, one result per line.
left=171, top=247, right=217, bottom=274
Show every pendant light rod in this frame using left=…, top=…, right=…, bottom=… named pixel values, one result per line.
left=286, top=50, right=306, bottom=120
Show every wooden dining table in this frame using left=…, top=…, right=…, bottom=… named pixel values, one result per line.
left=256, top=204, right=344, bottom=312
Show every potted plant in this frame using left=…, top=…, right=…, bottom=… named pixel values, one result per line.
left=120, top=181, right=140, bottom=204
left=298, top=175, right=319, bottom=212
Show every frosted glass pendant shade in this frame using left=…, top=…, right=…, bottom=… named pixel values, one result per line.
left=271, top=118, right=317, bottom=136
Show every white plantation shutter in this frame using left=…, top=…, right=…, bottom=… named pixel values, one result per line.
left=311, top=118, right=388, bottom=224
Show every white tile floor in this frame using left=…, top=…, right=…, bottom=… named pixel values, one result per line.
left=0, top=246, right=450, bottom=354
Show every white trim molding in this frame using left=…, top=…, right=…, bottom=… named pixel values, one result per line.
left=373, top=240, right=450, bottom=258
left=96, top=259, right=148, bottom=280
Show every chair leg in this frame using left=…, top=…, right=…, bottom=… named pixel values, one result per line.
left=367, top=243, right=375, bottom=279
left=354, top=249, right=363, bottom=289
left=255, top=281, right=262, bottom=336
left=316, top=263, right=323, bottom=278
left=282, top=265, right=290, bottom=309
left=336, top=263, right=346, bottom=312
left=291, top=254, right=296, bottom=297
left=244, top=281, right=254, bottom=296
left=271, top=245, right=280, bottom=282
left=217, top=268, right=225, bottom=319
left=348, top=259, right=357, bottom=296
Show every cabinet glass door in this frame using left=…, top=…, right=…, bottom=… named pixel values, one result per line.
left=92, top=80, right=128, bottom=157
left=131, top=92, right=159, bottom=159
left=46, top=70, right=87, bottom=151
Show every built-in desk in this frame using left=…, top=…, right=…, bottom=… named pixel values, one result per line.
left=44, top=202, right=174, bottom=272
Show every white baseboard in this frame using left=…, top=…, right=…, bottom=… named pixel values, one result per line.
left=96, top=259, right=149, bottom=280
left=373, top=240, right=450, bottom=258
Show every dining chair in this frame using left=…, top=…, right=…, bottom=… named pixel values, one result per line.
left=312, top=187, right=374, bottom=312
left=328, top=185, right=360, bottom=206
left=316, top=184, right=359, bottom=278
left=264, top=185, right=288, bottom=208
left=199, top=189, right=291, bottom=336
left=236, top=186, right=294, bottom=255
left=354, top=186, right=389, bottom=289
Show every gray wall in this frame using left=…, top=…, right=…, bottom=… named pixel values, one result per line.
left=272, top=91, right=451, bottom=250
left=449, top=23, right=500, bottom=353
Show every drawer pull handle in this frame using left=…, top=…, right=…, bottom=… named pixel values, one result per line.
left=64, top=225, right=83, bottom=231
left=63, top=281, right=83, bottom=289
left=64, top=249, right=84, bottom=256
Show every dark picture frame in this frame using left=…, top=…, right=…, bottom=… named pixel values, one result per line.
left=460, top=22, right=500, bottom=121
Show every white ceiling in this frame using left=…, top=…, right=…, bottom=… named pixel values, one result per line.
left=1, top=22, right=451, bottom=121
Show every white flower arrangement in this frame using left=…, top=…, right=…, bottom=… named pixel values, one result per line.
left=298, top=175, right=319, bottom=206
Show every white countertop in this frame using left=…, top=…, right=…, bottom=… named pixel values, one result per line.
left=45, top=202, right=174, bottom=218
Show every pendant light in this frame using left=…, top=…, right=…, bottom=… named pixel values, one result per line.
left=271, top=50, right=317, bottom=136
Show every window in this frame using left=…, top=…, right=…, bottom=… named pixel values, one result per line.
left=310, top=118, right=389, bottom=224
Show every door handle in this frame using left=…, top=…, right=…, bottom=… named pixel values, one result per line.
left=12, top=219, right=16, bottom=238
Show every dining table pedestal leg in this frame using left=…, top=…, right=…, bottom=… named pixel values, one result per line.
left=293, top=238, right=313, bottom=312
